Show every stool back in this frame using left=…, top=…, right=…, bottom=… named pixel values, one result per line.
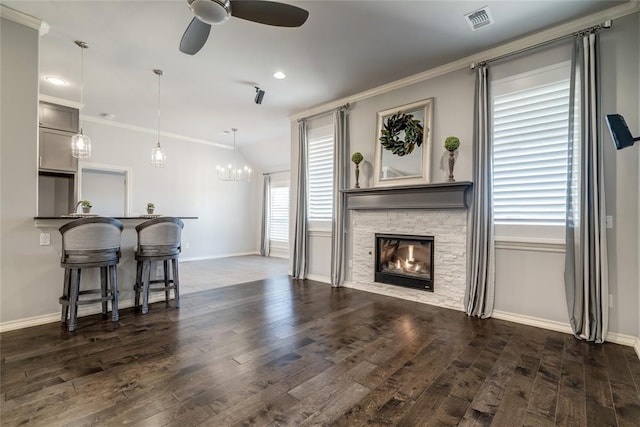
left=59, top=217, right=124, bottom=267
left=136, top=217, right=184, bottom=258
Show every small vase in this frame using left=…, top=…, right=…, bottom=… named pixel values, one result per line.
left=354, top=163, right=361, bottom=189
left=447, top=151, right=456, bottom=182
left=82, top=207, right=91, bottom=214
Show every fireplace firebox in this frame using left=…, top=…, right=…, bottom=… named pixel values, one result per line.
left=375, top=233, right=434, bottom=291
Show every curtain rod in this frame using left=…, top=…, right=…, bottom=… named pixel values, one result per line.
left=263, top=170, right=289, bottom=176
left=470, top=20, right=612, bottom=69
left=297, top=103, right=350, bottom=122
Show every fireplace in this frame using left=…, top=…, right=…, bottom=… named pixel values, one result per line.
left=375, top=233, right=434, bottom=292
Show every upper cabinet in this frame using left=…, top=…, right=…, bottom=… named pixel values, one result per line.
left=39, top=128, right=78, bottom=172
left=39, top=102, right=79, bottom=132
left=38, top=102, right=79, bottom=173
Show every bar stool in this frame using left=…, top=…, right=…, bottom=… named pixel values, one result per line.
left=134, top=217, right=184, bottom=314
left=59, top=217, right=124, bottom=332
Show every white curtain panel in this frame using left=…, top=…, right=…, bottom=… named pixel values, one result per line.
left=465, top=65, right=496, bottom=318
left=260, top=174, right=271, bottom=257
left=291, top=120, right=308, bottom=279
left=564, top=31, right=609, bottom=343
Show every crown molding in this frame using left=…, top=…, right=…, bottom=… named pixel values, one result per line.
left=81, top=116, right=232, bottom=150
left=290, top=1, right=640, bottom=122
left=38, top=94, right=232, bottom=150
left=39, top=94, right=83, bottom=110
left=0, top=5, right=49, bottom=35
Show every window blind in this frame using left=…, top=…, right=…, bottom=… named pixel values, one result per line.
left=307, top=133, right=334, bottom=221
left=269, top=185, right=289, bottom=242
left=492, top=79, right=570, bottom=225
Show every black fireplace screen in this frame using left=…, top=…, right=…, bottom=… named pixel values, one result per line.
left=375, top=233, right=434, bottom=292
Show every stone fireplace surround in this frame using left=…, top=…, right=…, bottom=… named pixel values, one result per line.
left=343, top=182, right=472, bottom=311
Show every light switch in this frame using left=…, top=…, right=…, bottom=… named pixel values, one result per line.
left=40, top=233, right=51, bottom=246
left=606, top=215, right=613, bottom=229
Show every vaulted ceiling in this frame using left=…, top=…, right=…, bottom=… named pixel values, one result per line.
left=3, top=0, right=628, bottom=170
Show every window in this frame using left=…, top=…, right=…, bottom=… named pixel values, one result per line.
left=269, top=184, right=289, bottom=242
left=492, top=62, right=571, bottom=230
left=307, top=125, right=334, bottom=222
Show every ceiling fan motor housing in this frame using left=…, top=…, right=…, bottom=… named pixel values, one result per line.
left=188, top=0, right=231, bottom=25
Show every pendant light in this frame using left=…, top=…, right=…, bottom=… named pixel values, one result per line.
left=151, top=69, right=167, bottom=168
left=216, top=128, right=251, bottom=181
left=71, top=41, right=92, bottom=159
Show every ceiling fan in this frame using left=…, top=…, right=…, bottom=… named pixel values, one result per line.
left=180, top=0, right=309, bottom=55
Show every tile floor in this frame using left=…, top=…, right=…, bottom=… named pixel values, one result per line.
left=179, top=255, right=289, bottom=294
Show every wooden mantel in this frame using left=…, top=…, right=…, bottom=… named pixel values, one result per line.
left=341, top=181, right=473, bottom=210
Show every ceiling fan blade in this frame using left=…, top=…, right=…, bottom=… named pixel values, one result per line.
left=230, top=1, right=309, bottom=27
left=179, top=17, right=212, bottom=55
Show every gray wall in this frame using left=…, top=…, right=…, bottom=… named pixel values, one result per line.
left=0, top=18, right=261, bottom=325
left=80, top=121, right=260, bottom=260
left=1, top=18, right=43, bottom=323
left=600, top=13, right=639, bottom=336
left=291, top=13, right=640, bottom=336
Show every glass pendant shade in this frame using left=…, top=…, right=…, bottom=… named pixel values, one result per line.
left=71, top=130, right=92, bottom=159
left=151, top=141, right=166, bottom=168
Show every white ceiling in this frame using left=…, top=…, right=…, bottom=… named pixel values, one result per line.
left=3, top=0, right=627, bottom=171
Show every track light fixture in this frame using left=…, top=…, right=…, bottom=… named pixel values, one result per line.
left=254, top=86, right=265, bottom=105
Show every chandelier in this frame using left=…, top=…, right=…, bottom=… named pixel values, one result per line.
left=216, top=128, right=251, bottom=182
left=71, top=41, right=91, bottom=159
left=151, top=69, right=167, bottom=168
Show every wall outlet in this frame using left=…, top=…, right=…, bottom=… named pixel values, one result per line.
left=606, top=215, right=613, bottom=229
left=39, top=233, right=51, bottom=246
left=348, top=259, right=353, bottom=268
left=184, top=242, right=190, bottom=249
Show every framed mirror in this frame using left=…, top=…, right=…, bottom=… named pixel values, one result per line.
left=373, top=98, right=434, bottom=187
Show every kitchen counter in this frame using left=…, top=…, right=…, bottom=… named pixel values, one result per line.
left=34, top=216, right=198, bottom=228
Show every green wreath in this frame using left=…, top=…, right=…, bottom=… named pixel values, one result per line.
left=379, top=112, right=424, bottom=156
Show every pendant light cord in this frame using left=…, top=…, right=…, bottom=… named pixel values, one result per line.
left=78, top=42, right=86, bottom=133
left=80, top=46, right=84, bottom=115
left=233, top=128, right=237, bottom=171
left=157, top=71, right=161, bottom=146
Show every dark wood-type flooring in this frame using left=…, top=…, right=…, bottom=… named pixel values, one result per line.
left=2, top=277, right=640, bottom=426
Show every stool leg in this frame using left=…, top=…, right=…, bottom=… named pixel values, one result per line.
left=111, top=264, right=119, bottom=322
left=172, top=258, right=180, bottom=308
left=142, top=261, right=150, bottom=315
left=68, top=269, right=80, bottom=332
left=100, top=266, right=108, bottom=315
left=61, top=268, right=71, bottom=322
left=134, top=261, right=142, bottom=310
left=164, top=260, right=170, bottom=303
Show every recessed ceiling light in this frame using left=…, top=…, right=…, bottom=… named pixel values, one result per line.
left=273, top=71, right=286, bottom=80
left=45, top=76, right=66, bottom=86
left=100, top=113, right=115, bottom=120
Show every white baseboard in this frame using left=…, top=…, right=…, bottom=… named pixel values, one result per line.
left=180, top=251, right=259, bottom=262
left=306, top=274, right=331, bottom=284
left=0, top=293, right=167, bottom=333
left=268, top=248, right=289, bottom=259
left=492, top=310, right=573, bottom=335
left=493, top=310, right=640, bottom=355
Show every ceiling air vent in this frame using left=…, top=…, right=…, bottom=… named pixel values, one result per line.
left=465, top=6, right=494, bottom=31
